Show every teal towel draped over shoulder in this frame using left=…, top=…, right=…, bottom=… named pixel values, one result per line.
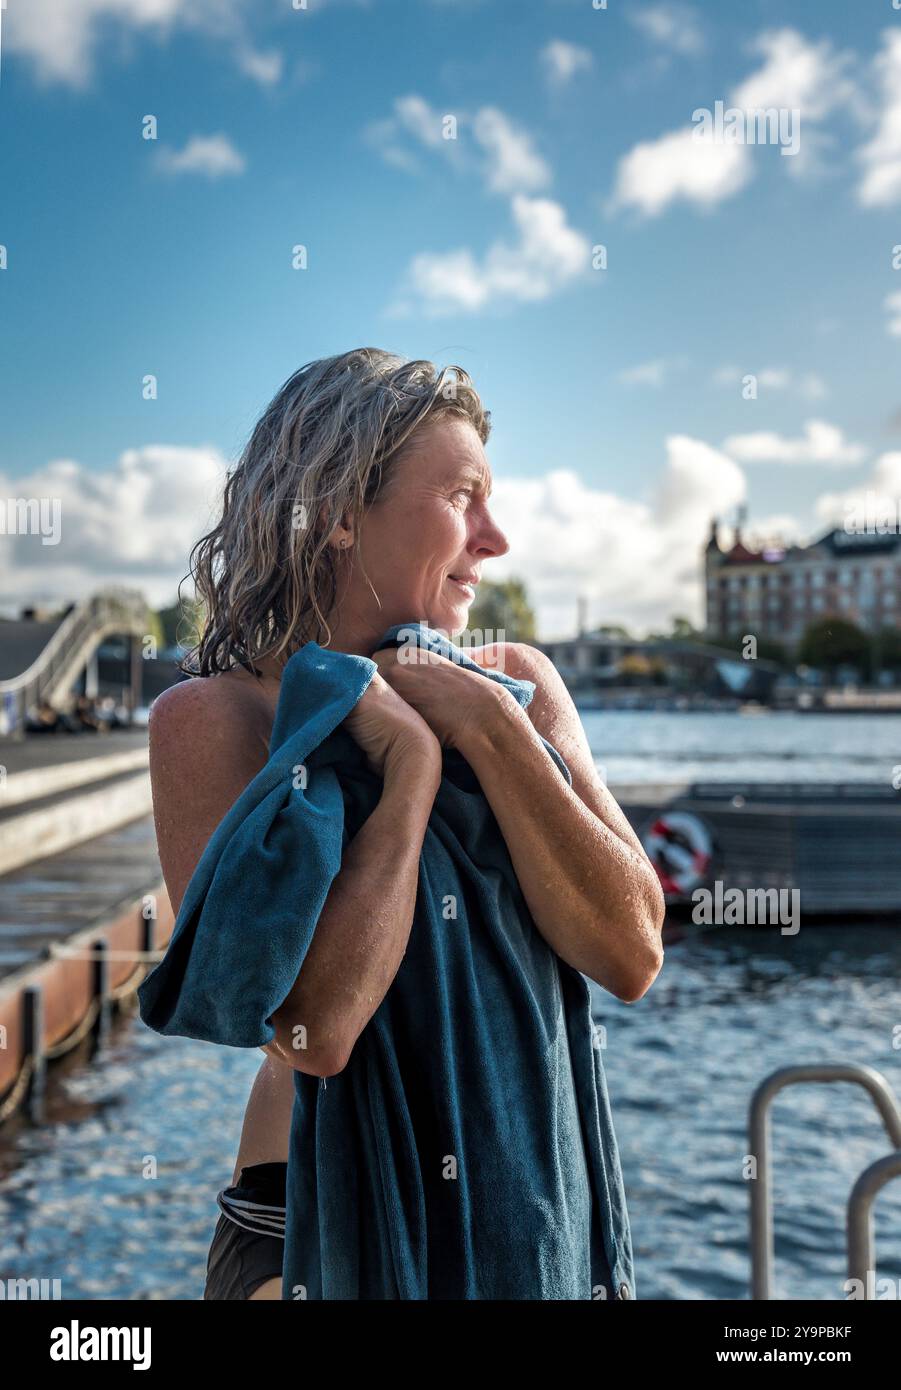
left=138, top=621, right=635, bottom=1301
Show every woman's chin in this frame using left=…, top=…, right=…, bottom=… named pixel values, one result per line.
left=433, top=601, right=472, bottom=636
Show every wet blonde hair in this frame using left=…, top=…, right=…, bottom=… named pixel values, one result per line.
left=181, top=348, right=491, bottom=676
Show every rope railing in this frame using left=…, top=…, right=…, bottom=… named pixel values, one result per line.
left=0, top=938, right=166, bottom=1127
left=0, top=1055, right=36, bottom=1124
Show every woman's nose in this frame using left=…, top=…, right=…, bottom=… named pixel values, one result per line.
left=471, top=507, right=510, bottom=559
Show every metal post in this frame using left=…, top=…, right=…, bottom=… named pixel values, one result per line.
left=91, top=939, right=110, bottom=1051
left=141, top=904, right=155, bottom=958
left=22, top=985, right=45, bottom=1123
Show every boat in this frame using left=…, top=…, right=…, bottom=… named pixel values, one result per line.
left=614, top=781, right=901, bottom=918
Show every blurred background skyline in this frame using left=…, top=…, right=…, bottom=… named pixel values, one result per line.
left=1, top=0, right=900, bottom=637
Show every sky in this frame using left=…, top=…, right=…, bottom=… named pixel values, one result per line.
left=1, top=0, right=900, bottom=638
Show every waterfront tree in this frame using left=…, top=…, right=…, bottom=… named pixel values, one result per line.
left=467, top=577, right=536, bottom=643
left=798, top=618, right=870, bottom=678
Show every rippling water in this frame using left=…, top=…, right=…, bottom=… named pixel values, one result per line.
left=592, top=928, right=901, bottom=1300
left=582, top=709, right=901, bottom=787
left=1, top=713, right=900, bottom=1300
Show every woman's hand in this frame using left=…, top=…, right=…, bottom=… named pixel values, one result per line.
left=371, top=645, right=513, bottom=755
left=342, top=669, right=442, bottom=780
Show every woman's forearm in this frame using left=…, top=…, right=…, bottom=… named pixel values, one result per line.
left=268, top=756, right=440, bottom=1075
left=461, top=689, right=664, bottom=1001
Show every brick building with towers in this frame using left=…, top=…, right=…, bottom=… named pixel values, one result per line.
left=703, top=510, right=901, bottom=650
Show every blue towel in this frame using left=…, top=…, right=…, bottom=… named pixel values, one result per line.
left=138, top=621, right=635, bottom=1300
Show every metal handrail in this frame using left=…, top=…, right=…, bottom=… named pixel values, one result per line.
left=749, top=1063, right=901, bottom=1300
left=847, top=1151, right=901, bottom=1295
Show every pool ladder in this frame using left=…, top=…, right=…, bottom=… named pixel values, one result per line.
left=749, top=1063, right=901, bottom=1299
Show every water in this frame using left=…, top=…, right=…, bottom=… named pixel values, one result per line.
left=591, top=929, right=901, bottom=1300
left=582, top=709, right=901, bottom=788
left=1, top=712, right=900, bottom=1300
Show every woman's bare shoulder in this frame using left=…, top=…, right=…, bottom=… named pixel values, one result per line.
left=469, top=641, right=580, bottom=751
left=148, top=672, right=278, bottom=915
left=467, top=642, right=550, bottom=705
left=149, top=670, right=276, bottom=764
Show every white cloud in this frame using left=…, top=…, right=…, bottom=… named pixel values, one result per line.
left=393, top=94, right=452, bottom=148
left=154, top=134, right=246, bottom=179
left=488, top=435, right=746, bottom=636
left=815, top=451, right=901, bottom=527
left=370, top=100, right=569, bottom=314
left=712, top=365, right=740, bottom=386
left=731, top=29, right=856, bottom=184
left=541, top=39, right=593, bottom=87
left=7, top=0, right=180, bottom=87
left=756, top=369, right=792, bottom=390
left=857, top=32, right=901, bottom=207
left=395, top=194, right=589, bottom=315
left=611, top=127, right=751, bottom=217
left=616, top=359, right=682, bottom=387
left=713, top=366, right=828, bottom=399
left=236, top=48, right=284, bottom=87
left=886, top=291, right=901, bottom=336
left=723, top=419, right=867, bottom=467
left=627, top=4, right=706, bottom=57
left=5, top=0, right=270, bottom=89
left=365, top=98, right=549, bottom=196
left=471, top=107, right=552, bottom=194
left=0, top=433, right=752, bottom=638
left=611, top=28, right=855, bottom=216
left=363, top=94, right=458, bottom=174
left=731, top=28, right=855, bottom=122
left=0, top=445, right=226, bottom=610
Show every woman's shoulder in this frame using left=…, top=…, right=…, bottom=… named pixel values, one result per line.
left=149, top=668, right=277, bottom=762
left=469, top=641, right=578, bottom=746
left=147, top=672, right=280, bottom=917
left=468, top=641, right=554, bottom=702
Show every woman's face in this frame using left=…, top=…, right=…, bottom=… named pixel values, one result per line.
left=334, top=415, right=510, bottom=644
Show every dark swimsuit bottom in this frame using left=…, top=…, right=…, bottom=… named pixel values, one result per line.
left=204, top=1162, right=288, bottom=1300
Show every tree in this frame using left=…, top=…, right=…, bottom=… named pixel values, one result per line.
left=467, top=577, right=536, bottom=643
left=798, top=617, right=870, bottom=676
left=871, top=626, right=901, bottom=674
left=143, top=608, right=166, bottom=653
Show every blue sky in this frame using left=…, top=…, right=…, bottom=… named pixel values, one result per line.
left=1, top=0, right=900, bottom=636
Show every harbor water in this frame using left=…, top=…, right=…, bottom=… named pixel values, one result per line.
left=1, top=711, right=900, bottom=1300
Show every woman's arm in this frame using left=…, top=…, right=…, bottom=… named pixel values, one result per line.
left=457, top=646, right=665, bottom=1003
left=149, top=676, right=441, bottom=1079
left=371, top=642, right=664, bottom=1002
left=265, top=755, right=439, bottom=1074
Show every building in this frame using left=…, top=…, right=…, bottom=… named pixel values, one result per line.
left=538, top=630, right=779, bottom=703
left=704, top=517, right=901, bottom=648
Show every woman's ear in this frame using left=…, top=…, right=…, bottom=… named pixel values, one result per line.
left=322, top=507, right=354, bottom=553
left=315, top=500, right=352, bottom=550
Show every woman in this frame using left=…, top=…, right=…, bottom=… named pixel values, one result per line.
left=146, top=348, right=665, bottom=1300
